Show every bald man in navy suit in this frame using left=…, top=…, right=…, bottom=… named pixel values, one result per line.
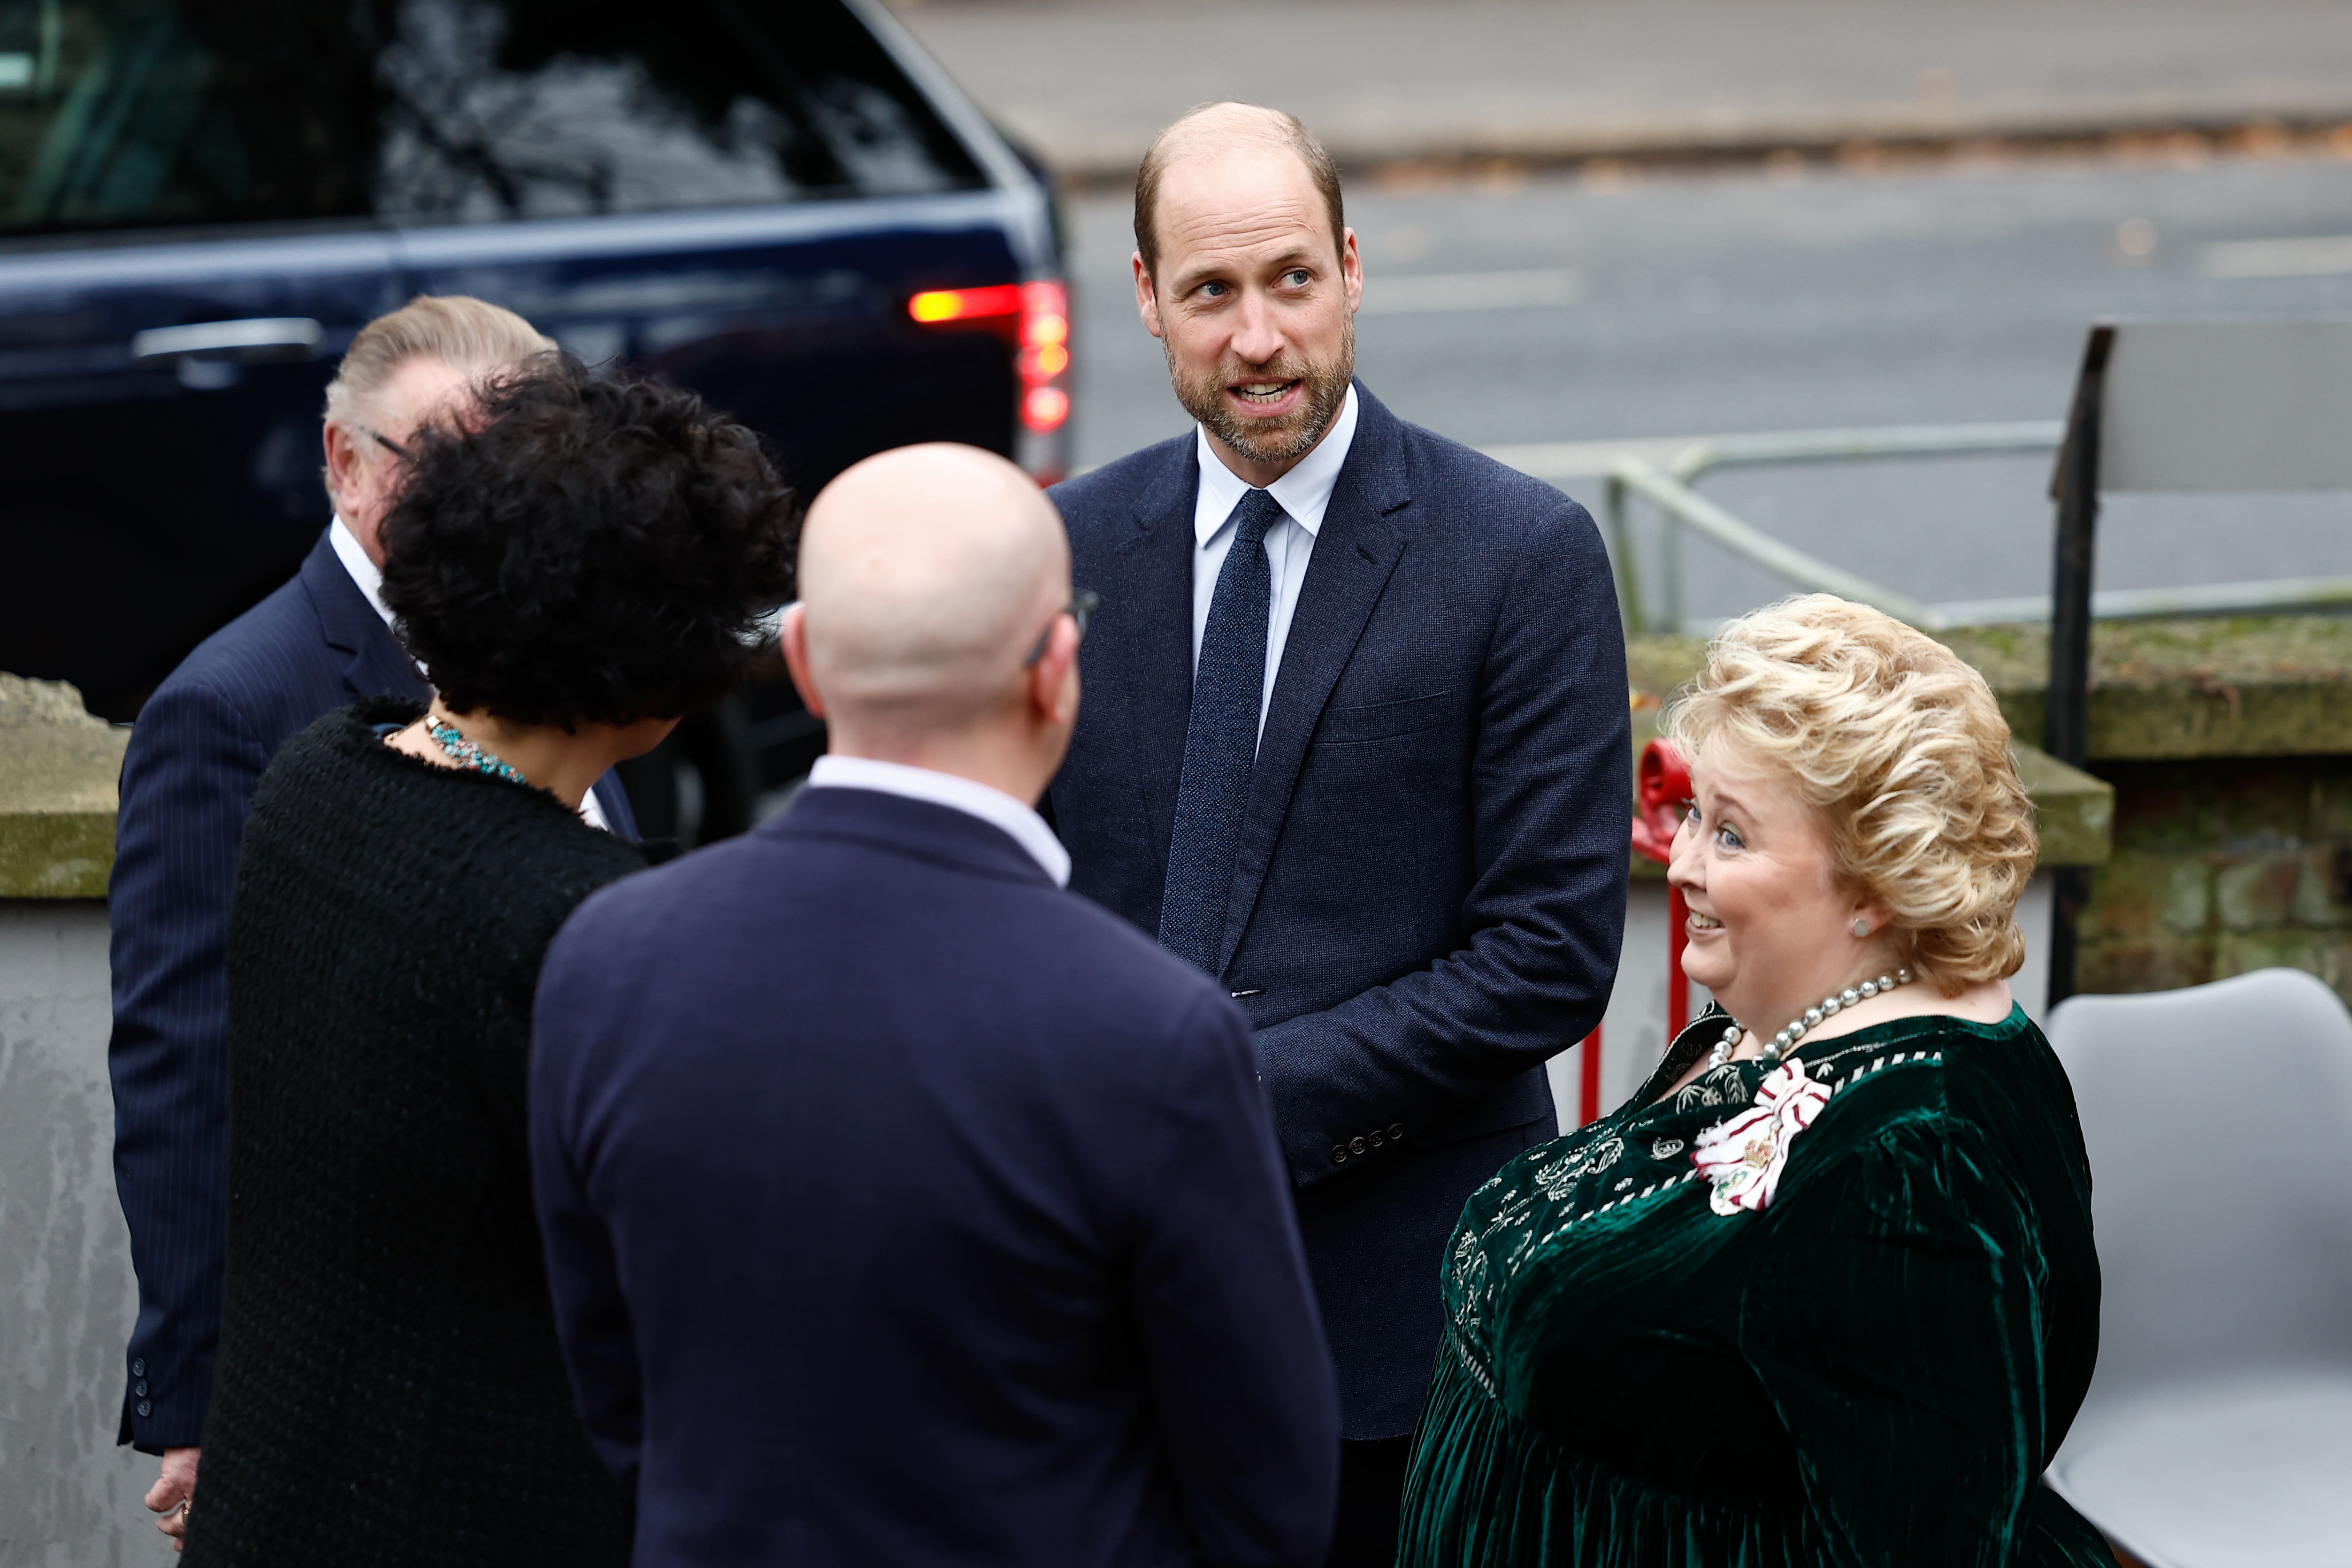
left=1045, top=106, right=1630, bottom=1563
left=531, top=444, right=1338, bottom=1568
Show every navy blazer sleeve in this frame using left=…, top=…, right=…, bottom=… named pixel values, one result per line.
left=528, top=994, right=646, bottom=1493
left=107, top=678, right=272, bottom=1451
left=1256, top=491, right=1630, bottom=1187
left=1134, top=991, right=1341, bottom=1567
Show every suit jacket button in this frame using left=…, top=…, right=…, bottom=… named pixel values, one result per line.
left=1369, top=1130, right=1385, bottom=1147
left=1349, top=1136, right=1367, bottom=1155
left=1332, top=1145, right=1348, bottom=1164
left=131, top=1359, right=145, bottom=1377
left=1389, top=1123, right=1405, bottom=1140
left=136, top=1400, right=151, bottom=1417
left=134, top=1381, right=147, bottom=1396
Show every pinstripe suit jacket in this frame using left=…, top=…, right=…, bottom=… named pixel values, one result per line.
left=106, top=530, right=636, bottom=1452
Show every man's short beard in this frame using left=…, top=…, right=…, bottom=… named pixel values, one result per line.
left=1168, top=314, right=1355, bottom=469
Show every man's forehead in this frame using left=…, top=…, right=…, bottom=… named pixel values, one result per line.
left=1155, top=147, right=1331, bottom=266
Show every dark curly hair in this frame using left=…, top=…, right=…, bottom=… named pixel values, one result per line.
left=379, top=356, right=797, bottom=727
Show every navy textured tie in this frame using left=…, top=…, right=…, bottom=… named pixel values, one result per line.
left=1158, top=487, right=1286, bottom=974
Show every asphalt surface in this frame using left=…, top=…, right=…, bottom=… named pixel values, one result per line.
left=1064, top=148, right=2352, bottom=631
left=888, top=0, right=2352, bottom=176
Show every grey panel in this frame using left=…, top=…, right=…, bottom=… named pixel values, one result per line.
left=2045, top=968, right=2352, bottom=1568
left=2101, top=318, right=2352, bottom=493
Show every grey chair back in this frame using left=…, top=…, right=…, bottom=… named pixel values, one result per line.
left=2099, top=318, right=2352, bottom=493
left=2045, top=968, right=2352, bottom=1568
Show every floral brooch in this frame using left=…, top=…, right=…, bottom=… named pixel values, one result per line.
left=1691, top=1058, right=1831, bottom=1215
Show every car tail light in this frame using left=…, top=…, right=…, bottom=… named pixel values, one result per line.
left=1014, top=281, right=1070, bottom=436
left=907, top=284, right=1024, bottom=325
left=908, top=279, right=1072, bottom=482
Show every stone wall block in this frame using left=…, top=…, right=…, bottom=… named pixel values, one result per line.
left=2162, top=859, right=2215, bottom=935
left=2079, top=936, right=2216, bottom=996
left=2214, top=929, right=2348, bottom=996
left=2292, top=847, right=2350, bottom=927
left=2315, top=776, right=2352, bottom=838
left=2214, top=856, right=2303, bottom=933
left=2082, top=853, right=2166, bottom=940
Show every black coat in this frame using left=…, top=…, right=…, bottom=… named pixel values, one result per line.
left=107, top=532, right=636, bottom=1451
left=1045, top=384, right=1632, bottom=1438
left=183, top=702, right=642, bottom=1567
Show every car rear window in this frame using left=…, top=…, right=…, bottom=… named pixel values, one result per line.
left=0, top=0, right=987, bottom=238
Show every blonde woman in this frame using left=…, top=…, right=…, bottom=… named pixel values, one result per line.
left=1399, top=597, right=2109, bottom=1567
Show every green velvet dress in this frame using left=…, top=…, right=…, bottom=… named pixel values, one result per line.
left=1398, top=1005, right=2114, bottom=1567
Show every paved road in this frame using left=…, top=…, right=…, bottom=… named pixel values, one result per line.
left=1065, top=149, right=2352, bottom=630
left=888, top=0, right=2352, bottom=176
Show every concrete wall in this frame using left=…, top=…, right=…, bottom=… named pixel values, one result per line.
left=0, top=901, right=156, bottom=1565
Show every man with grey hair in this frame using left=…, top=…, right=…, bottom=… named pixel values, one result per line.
left=1047, top=104, right=1631, bottom=1562
left=530, top=442, right=1340, bottom=1567
left=107, top=296, right=637, bottom=1547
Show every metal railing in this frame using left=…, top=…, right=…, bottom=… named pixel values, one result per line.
left=1484, top=420, right=2352, bottom=634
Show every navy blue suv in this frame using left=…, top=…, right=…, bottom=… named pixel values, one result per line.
left=0, top=0, right=1069, bottom=837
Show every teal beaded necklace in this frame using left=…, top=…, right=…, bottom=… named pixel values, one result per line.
left=424, top=715, right=529, bottom=787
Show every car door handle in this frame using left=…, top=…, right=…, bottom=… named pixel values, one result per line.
left=131, top=317, right=323, bottom=363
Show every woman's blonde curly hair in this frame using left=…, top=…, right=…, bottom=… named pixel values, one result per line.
left=1662, top=594, right=2038, bottom=995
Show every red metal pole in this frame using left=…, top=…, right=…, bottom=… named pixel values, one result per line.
left=1666, top=881, right=1690, bottom=1045
left=1577, top=1025, right=1602, bottom=1127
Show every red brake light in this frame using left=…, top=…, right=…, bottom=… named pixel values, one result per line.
left=1016, top=280, right=1070, bottom=435
left=907, top=284, right=1023, bottom=324
left=907, top=278, right=1073, bottom=449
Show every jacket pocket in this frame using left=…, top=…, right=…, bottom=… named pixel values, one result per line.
left=1316, top=690, right=1452, bottom=746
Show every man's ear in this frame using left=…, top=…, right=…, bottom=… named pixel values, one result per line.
left=1133, top=251, right=1165, bottom=340
left=778, top=604, right=827, bottom=719
left=322, top=420, right=360, bottom=511
left=1027, top=614, right=1080, bottom=728
left=1341, top=226, right=1364, bottom=314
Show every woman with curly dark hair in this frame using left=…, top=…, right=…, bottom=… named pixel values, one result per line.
left=181, top=357, right=796, bottom=1568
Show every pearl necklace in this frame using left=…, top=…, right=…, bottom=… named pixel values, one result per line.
left=1709, top=966, right=1914, bottom=1069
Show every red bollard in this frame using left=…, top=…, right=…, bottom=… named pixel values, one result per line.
left=1574, top=1024, right=1602, bottom=1128
left=1631, top=737, right=1695, bottom=1048
left=1585, top=739, right=1695, bottom=1128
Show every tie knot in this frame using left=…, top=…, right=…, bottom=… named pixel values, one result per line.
left=1230, top=487, right=1284, bottom=550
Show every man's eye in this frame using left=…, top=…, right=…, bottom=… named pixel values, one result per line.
left=1197, top=281, right=1229, bottom=299
left=1283, top=268, right=1311, bottom=287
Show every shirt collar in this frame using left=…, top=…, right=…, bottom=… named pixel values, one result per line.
left=329, top=515, right=395, bottom=631
left=804, top=755, right=1071, bottom=887
left=1192, top=383, right=1360, bottom=544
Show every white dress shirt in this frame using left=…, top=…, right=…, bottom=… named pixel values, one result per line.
left=805, top=754, right=1071, bottom=887
left=1190, top=385, right=1360, bottom=743
left=332, top=514, right=613, bottom=832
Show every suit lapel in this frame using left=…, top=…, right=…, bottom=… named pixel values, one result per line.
left=299, top=532, right=431, bottom=702
left=1103, top=443, right=1201, bottom=863
left=1215, top=389, right=1411, bottom=975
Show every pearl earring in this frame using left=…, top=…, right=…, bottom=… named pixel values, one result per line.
left=1850, top=917, right=1872, bottom=938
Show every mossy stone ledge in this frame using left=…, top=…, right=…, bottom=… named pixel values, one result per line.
left=0, top=674, right=129, bottom=899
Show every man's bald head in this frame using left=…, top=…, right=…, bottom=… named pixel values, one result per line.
left=1135, top=103, right=1344, bottom=281
left=797, top=444, right=1069, bottom=737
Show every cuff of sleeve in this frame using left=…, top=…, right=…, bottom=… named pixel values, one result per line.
left=119, top=1382, right=206, bottom=1455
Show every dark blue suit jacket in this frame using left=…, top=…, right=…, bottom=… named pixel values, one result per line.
left=107, top=529, right=635, bottom=1451
left=1045, top=385, right=1630, bottom=1438
left=530, top=786, right=1340, bottom=1568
